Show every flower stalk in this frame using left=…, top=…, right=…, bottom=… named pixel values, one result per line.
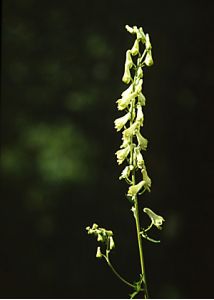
left=86, top=24, right=165, bottom=299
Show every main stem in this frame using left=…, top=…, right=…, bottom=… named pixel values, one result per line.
left=134, top=195, right=149, bottom=298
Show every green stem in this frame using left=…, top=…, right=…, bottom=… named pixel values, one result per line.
left=127, top=50, right=150, bottom=298
left=103, top=255, right=135, bottom=288
left=133, top=194, right=149, bottom=298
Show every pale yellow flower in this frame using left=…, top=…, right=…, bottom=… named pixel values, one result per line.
left=137, top=27, right=146, bottom=42
left=127, top=180, right=145, bottom=197
left=136, top=131, right=148, bottom=150
left=137, top=67, right=143, bottom=79
left=123, top=122, right=139, bottom=140
left=134, top=147, right=145, bottom=169
left=120, top=136, right=130, bottom=149
left=114, top=112, right=131, bottom=131
left=115, top=146, right=130, bottom=165
left=138, top=92, right=146, bottom=106
left=125, top=25, right=146, bottom=43
left=143, top=208, right=165, bottom=230
left=117, top=90, right=137, bottom=110
left=121, top=83, right=133, bottom=98
left=119, top=165, right=133, bottom=180
left=136, top=104, right=144, bottom=124
left=142, top=168, right=151, bottom=191
left=135, top=78, right=143, bottom=93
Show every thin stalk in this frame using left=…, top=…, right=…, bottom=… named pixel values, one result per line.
left=103, top=255, right=135, bottom=288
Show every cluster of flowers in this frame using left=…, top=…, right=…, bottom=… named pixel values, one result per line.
left=86, top=223, right=115, bottom=258
left=115, top=25, right=153, bottom=201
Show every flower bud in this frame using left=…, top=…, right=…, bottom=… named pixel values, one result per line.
left=125, top=50, right=133, bottom=68
left=125, top=25, right=134, bottom=34
left=106, top=230, right=113, bottom=236
left=122, top=66, right=131, bottom=84
left=109, top=236, right=115, bottom=250
left=92, top=223, right=98, bottom=230
left=145, top=34, right=152, bottom=50
left=96, top=246, right=102, bottom=258
left=130, top=39, right=139, bottom=56
left=136, top=104, right=144, bottom=124
left=145, top=50, right=153, bottom=67
left=97, top=234, right=103, bottom=242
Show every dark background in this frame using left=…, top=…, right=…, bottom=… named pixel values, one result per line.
left=1, top=0, right=214, bottom=298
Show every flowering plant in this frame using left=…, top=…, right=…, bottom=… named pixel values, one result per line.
left=86, top=25, right=165, bottom=299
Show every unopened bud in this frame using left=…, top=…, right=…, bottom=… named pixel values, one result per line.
left=97, top=234, right=103, bottom=242
left=109, top=236, right=115, bottom=250
left=145, top=50, right=153, bottom=67
left=96, top=247, right=102, bottom=258
left=130, top=39, right=139, bottom=56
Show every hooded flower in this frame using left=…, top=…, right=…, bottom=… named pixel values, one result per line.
left=134, top=147, right=145, bottom=169
left=136, top=131, right=148, bottom=150
left=137, top=27, right=146, bottom=42
left=115, top=146, right=130, bottom=165
left=142, top=168, right=151, bottom=191
left=117, top=91, right=137, bottom=110
left=137, top=67, right=143, bottom=79
left=143, top=208, right=165, bottom=229
left=122, top=121, right=139, bottom=141
left=114, top=112, right=131, bottom=131
left=135, top=78, right=143, bottom=94
left=121, top=83, right=133, bottom=98
left=138, top=92, right=146, bottom=106
left=119, top=165, right=133, bottom=180
left=136, top=104, right=144, bottom=124
left=127, top=180, right=145, bottom=197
